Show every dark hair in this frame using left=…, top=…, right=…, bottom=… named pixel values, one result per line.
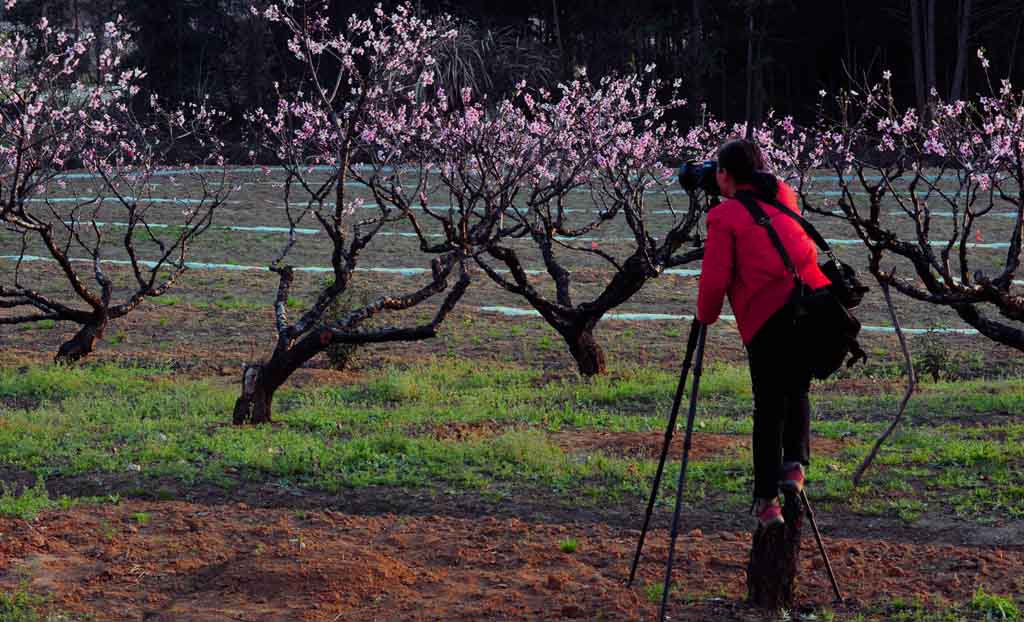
left=717, top=138, right=778, bottom=199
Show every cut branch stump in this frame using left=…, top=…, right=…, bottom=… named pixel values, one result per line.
left=746, top=491, right=804, bottom=610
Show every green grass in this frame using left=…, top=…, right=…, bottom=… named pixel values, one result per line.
left=212, top=295, right=262, bottom=311
left=0, top=479, right=113, bottom=519
left=0, top=358, right=1020, bottom=524
left=643, top=581, right=675, bottom=605
left=0, top=364, right=156, bottom=402
left=866, top=592, right=1024, bottom=622
left=0, top=481, right=58, bottom=519
left=558, top=537, right=578, bottom=553
left=970, top=587, right=1020, bottom=621
left=0, top=589, right=44, bottom=622
left=16, top=320, right=56, bottom=331
left=149, top=295, right=182, bottom=307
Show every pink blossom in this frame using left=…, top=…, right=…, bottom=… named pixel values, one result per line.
left=977, top=47, right=991, bottom=69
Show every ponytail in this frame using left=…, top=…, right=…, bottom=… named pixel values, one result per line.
left=751, top=171, right=779, bottom=199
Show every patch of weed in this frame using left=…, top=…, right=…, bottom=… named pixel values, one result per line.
left=537, top=335, right=556, bottom=351
left=17, top=320, right=56, bottom=331
left=643, top=581, right=676, bottom=605
left=0, top=589, right=44, bottom=622
left=970, top=587, right=1020, bottom=621
left=149, top=296, right=181, bottom=307
left=0, top=480, right=55, bottom=519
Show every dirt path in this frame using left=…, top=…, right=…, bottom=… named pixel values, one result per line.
left=2, top=501, right=1021, bottom=621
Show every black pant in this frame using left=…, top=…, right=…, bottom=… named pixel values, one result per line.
left=746, top=303, right=812, bottom=500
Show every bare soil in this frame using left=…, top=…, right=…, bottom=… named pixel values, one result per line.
left=550, top=431, right=849, bottom=462
left=1, top=500, right=1022, bottom=621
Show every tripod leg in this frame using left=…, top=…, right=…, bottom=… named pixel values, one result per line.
left=658, top=323, right=707, bottom=622
left=628, top=318, right=701, bottom=586
left=800, top=489, right=843, bottom=602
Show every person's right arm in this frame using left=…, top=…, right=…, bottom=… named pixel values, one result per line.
left=696, top=207, right=734, bottom=325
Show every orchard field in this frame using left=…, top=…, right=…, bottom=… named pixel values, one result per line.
left=3, top=0, right=1024, bottom=619
left=1, top=169, right=1023, bottom=621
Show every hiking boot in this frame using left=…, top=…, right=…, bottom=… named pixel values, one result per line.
left=779, top=462, right=805, bottom=495
left=753, top=497, right=784, bottom=528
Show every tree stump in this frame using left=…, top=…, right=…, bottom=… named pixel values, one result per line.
left=746, top=491, right=804, bottom=610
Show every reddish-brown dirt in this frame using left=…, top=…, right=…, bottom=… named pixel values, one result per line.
left=1, top=501, right=1022, bottom=622
left=550, top=431, right=849, bottom=462
left=407, top=426, right=851, bottom=466
left=415, top=420, right=520, bottom=442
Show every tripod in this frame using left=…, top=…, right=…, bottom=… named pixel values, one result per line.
left=627, top=319, right=842, bottom=621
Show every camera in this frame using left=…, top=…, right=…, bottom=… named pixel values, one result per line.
left=678, top=160, right=719, bottom=196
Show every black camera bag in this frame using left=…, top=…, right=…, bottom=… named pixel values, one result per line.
left=735, top=191, right=867, bottom=379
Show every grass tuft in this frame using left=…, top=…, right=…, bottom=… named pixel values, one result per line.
left=970, top=587, right=1020, bottom=622
left=0, top=590, right=44, bottom=622
left=0, top=480, right=56, bottom=520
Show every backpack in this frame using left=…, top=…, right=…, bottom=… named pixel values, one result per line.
left=734, top=191, right=868, bottom=379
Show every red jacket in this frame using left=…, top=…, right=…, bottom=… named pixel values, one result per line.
left=696, top=182, right=831, bottom=344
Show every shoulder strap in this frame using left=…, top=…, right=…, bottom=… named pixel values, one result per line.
left=734, top=191, right=804, bottom=287
left=761, top=194, right=843, bottom=266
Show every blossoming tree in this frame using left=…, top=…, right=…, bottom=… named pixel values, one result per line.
left=791, top=54, right=1024, bottom=350
left=232, top=3, right=470, bottom=424
left=360, top=69, right=706, bottom=376
left=0, top=8, right=232, bottom=362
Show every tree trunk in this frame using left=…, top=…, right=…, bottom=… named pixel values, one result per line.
left=232, top=329, right=333, bottom=425
left=950, top=0, right=972, bottom=100
left=688, top=0, right=705, bottom=103
left=842, top=0, right=853, bottom=75
left=55, top=320, right=106, bottom=363
left=175, top=2, right=184, bottom=100
left=747, top=491, right=804, bottom=610
left=232, top=364, right=277, bottom=425
left=561, top=326, right=607, bottom=376
left=721, top=55, right=728, bottom=119
left=909, top=0, right=927, bottom=114
left=744, top=10, right=755, bottom=136
left=551, top=0, right=565, bottom=76
left=753, top=32, right=765, bottom=129
left=925, top=0, right=936, bottom=102
left=1009, top=11, right=1023, bottom=78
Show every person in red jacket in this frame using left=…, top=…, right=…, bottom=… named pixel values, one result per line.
left=696, top=139, right=831, bottom=528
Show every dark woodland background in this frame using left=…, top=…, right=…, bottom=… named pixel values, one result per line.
left=5, top=1, right=1024, bottom=144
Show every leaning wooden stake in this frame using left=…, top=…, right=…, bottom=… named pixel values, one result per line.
left=852, top=278, right=916, bottom=486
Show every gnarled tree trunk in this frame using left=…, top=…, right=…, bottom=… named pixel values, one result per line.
left=747, top=491, right=804, bottom=610
left=560, top=325, right=607, bottom=376
left=232, top=329, right=330, bottom=425
left=55, top=319, right=107, bottom=363
left=232, top=364, right=278, bottom=425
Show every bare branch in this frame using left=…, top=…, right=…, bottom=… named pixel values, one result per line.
left=852, top=278, right=917, bottom=486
